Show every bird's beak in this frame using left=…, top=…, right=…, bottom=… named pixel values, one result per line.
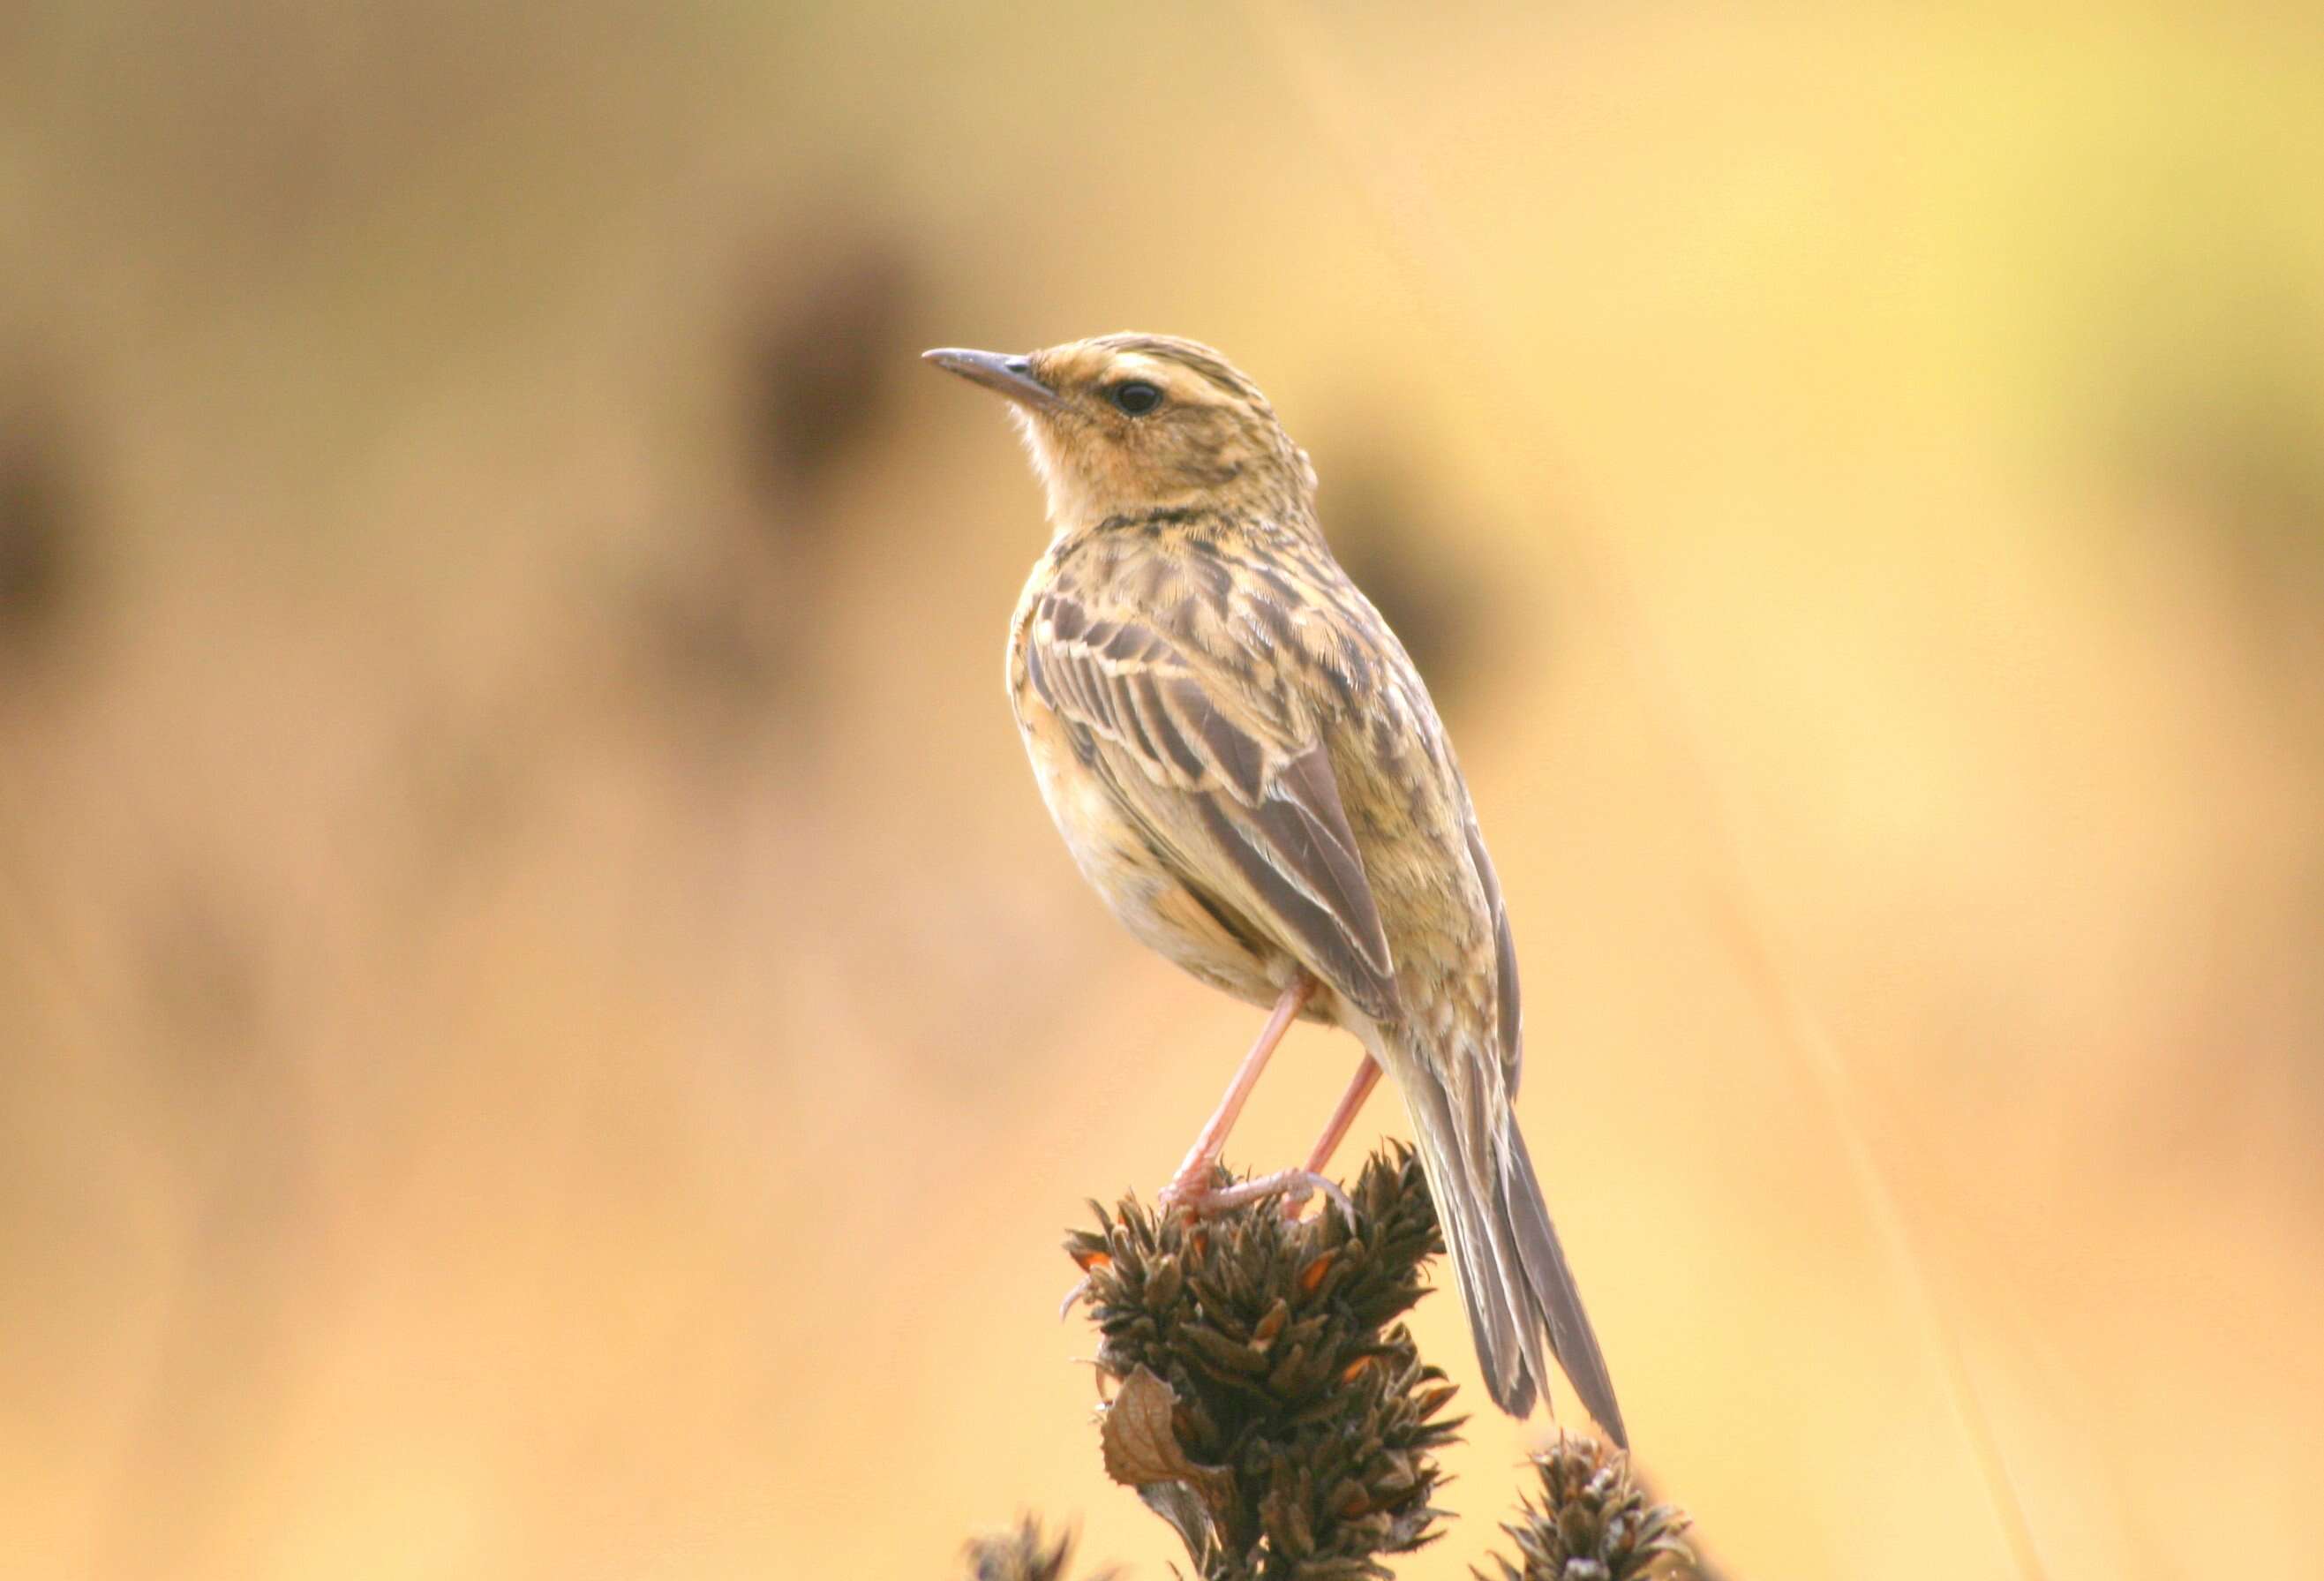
left=922, top=347, right=1059, bottom=410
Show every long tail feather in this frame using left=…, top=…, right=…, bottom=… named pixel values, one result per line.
left=1403, top=1080, right=1535, bottom=1415
left=1504, top=1124, right=1627, bottom=1446
left=1398, top=1052, right=1626, bottom=1446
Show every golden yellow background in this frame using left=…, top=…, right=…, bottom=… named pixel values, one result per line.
left=4, top=4, right=2320, bottom=1577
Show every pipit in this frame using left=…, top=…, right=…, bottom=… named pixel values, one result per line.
left=926, top=335, right=1626, bottom=1445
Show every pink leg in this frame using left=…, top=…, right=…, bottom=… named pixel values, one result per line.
left=1158, top=975, right=1316, bottom=1211
left=1303, top=1055, right=1382, bottom=1176
left=1275, top=1055, right=1383, bottom=1219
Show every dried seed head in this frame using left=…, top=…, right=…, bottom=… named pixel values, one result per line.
left=1476, top=1435, right=1695, bottom=1581
left=1066, top=1145, right=1460, bottom=1579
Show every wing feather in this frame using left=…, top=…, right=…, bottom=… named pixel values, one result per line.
left=1464, top=818, right=1523, bottom=1093
left=1027, top=590, right=1398, bottom=1019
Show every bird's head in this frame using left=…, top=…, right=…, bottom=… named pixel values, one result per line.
left=924, top=334, right=1319, bottom=531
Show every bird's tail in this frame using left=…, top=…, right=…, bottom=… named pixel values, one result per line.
left=1395, top=1044, right=1628, bottom=1448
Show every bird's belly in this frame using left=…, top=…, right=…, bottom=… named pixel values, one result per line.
left=1022, top=724, right=1282, bottom=1009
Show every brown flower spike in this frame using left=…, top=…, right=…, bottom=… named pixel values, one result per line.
left=929, top=334, right=1625, bottom=1446
left=1478, top=1436, right=1694, bottom=1581
left=1069, top=1146, right=1461, bottom=1579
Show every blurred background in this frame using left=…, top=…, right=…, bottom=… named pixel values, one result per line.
left=3, top=3, right=2320, bottom=1577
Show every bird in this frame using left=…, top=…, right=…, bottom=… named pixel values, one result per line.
left=925, top=333, right=1626, bottom=1446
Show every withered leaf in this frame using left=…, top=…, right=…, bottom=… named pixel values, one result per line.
left=1098, top=1366, right=1234, bottom=1513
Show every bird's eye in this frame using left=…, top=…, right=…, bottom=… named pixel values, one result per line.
left=1110, top=380, right=1163, bottom=416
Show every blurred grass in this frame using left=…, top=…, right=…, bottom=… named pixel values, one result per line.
left=2, top=2, right=2320, bottom=1578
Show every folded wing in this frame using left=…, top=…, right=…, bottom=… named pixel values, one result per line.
left=1025, top=589, right=1399, bottom=1021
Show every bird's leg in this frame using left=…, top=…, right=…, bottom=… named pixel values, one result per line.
left=1157, top=973, right=1316, bottom=1215
left=1219, top=1054, right=1385, bottom=1223
left=1303, top=1054, right=1383, bottom=1175
left=1278, top=1055, right=1383, bottom=1220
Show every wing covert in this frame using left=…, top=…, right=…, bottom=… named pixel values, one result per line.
left=1026, top=589, right=1399, bottom=1019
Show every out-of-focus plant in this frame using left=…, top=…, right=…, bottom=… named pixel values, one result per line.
left=957, top=1517, right=1116, bottom=1581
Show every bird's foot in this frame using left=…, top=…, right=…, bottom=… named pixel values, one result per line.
left=1159, top=1166, right=1355, bottom=1223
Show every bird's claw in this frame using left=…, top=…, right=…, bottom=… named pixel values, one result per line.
left=1158, top=1167, right=1356, bottom=1224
